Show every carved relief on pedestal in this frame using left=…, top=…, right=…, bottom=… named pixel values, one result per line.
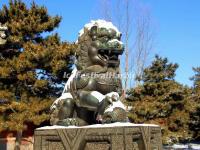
left=34, top=124, right=162, bottom=150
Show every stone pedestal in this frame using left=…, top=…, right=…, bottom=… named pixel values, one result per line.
left=34, top=123, right=162, bottom=150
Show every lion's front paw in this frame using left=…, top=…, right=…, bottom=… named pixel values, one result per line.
left=102, top=107, right=127, bottom=124
left=56, top=118, right=88, bottom=126
left=57, top=118, right=79, bottom=126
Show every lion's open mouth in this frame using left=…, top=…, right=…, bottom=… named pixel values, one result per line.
left=98, top=49, right=121, bottom=66
left=98, top=51, right=108, bottom=61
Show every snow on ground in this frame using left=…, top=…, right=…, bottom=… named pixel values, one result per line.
left=163, top=143, right=200, bottom=150
left=36, top=122, right=159, bottom=130
left=190, top=144, right=200, bottom=150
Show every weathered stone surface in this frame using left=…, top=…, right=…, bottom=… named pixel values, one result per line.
left=34, top=123, right=162, bottom=150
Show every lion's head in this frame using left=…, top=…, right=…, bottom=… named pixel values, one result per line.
left=76, top=20, right=124, bottom=71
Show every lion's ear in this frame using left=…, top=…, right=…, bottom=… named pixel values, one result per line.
left=90, top=26, right=98, bottom=36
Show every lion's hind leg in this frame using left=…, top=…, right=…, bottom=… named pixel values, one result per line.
left=50, top=93, right=75, bottom=125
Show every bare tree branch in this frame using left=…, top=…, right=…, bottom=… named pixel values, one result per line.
left=96, top=0, right=156, bottom=91
left=132, top=9, right=155, bottom=86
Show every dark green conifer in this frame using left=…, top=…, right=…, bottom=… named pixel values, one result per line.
left=127, top=55, right=192, bottom=144
left=188, top=67, right=200, bottom=141
left=0, top=0, right=76, bottom=134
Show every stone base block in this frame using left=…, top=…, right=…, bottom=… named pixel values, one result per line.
left=34, top=123, right=162, bottom=150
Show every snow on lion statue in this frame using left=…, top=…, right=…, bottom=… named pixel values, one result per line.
left=50, top=20, right=127, bottom=126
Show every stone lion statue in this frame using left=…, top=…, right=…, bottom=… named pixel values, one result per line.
left=50, top=20, right=127, bottom=126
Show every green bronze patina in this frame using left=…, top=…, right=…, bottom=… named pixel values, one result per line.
left=50, top=20, right=127, bottom=126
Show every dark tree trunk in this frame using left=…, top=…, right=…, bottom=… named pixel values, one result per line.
left=15, top=130, right=22, bottom=150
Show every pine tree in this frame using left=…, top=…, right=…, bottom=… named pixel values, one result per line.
left=0, top=0, right=76, bottom=147
left=191, top=67, right=200, bottom=94
left=188, top=67, right=200, bottom=141
left=127, top=55, right=192, bottom=144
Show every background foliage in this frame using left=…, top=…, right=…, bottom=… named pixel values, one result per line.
left=127, top=55, right=200, bottom=144
left=0, top=0, right=199, bottom=146
left=0, top=0, right=76, bottom=132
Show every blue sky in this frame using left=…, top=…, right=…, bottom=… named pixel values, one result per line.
left=0, top=0, right=199, bottom=87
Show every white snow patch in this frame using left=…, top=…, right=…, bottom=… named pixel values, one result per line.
left=50, top=93, right=73, bottom=110
left=105, top=100, right=126, bottom=113
left=36, top=122, right=159, bottom=130
left=59, top=93, right=73, bottom=100
left=87, top=122, right=159, bottom=128
left=104, top=92, right=126, bottom=112
left=106, top=92, right=119, bottom=99
left=37, top=125, right=77, bottom=130
left=164, top=143, right=200, bottom=150
left=92, top=92, right=126, bottom=112
left=91, top=91, right=121, bottom=103
left=190, top=144, right=200, bottom=149
left=108, top=39, right=123, bottom=45
left=62, top=67, right=77, bottom=94
left=173, top=144, right=188, bottom=149
left=91, top=91, right=105, bottom=102
left=51, top=68, right=77, bottom=109
left=78, top=19, right=121, bottom=38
